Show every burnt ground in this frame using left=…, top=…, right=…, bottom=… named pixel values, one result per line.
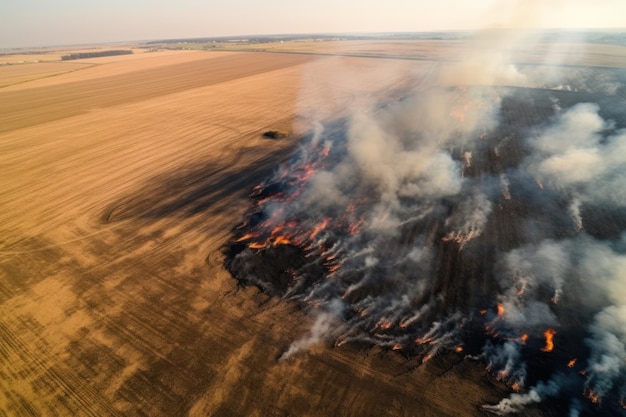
left=226, top=86, right=626, bottom=417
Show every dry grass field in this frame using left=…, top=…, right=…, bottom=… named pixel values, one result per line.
left=0, top=46, right=515, bottom=417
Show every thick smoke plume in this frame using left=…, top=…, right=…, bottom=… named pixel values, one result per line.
left=226, top=27, right=626, bottom=417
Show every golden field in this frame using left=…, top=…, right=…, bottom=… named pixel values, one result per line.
left=0, top=45, right=568, bottom=417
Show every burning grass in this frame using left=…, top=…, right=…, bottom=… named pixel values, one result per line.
left=226, top=82, right=626, bottom=416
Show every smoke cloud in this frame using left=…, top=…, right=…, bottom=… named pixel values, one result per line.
left=226, top=20, right=626, bottom=417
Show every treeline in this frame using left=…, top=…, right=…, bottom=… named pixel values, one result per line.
left=61, top=50, right=133, bottom=60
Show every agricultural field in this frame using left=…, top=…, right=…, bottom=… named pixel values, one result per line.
left=1, top=39, right=625, bottom=416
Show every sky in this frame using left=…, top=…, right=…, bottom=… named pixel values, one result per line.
left=1, top=0, right=625, bottom=49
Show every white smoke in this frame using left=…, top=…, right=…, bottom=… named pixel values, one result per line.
left=484, top=377, right=561, bottom=414
left=279, top=299, right=345, bottom=361
left=227, top=8, right=626, bottom=415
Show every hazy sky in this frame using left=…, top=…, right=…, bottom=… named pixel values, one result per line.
left=1, top=0, right=625, bottom=48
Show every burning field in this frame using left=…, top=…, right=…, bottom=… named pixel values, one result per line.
left=226, top=35, right=626, bottom=416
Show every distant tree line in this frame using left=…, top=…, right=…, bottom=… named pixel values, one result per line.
left=61, top=50, right=133, bottom=60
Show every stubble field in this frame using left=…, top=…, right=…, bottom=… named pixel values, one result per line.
left=1, top=41, right=624, bottom=417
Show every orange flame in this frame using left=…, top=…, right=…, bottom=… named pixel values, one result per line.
left=392, top=343, right=403, bottom=351
left=568, top=358, right=577, bottom=368
left=455, top=346, right=464, bottom=353
left=236, top=233, right=257, bottom=242
left=497, top=303, right=505, bottom=317
left=272, top=235, right=292, bottom=246
left=496, top=369, right=509, bottom=381
left=248, top=242, right=267, bottom=249
left=309, top=217, right=331, bottom=240
left=415, top=337, right=434, bottom=345
left=541, top=329, right=557, bottom=352
left=584, top=388, right=600, bottom=404
left=348, top=218, right=365, bottom=236
left=511, top=382, right=521, bottom=392
left=378, top=320, right=392, bottom=330
left=321, top=142, right=331, bottom=158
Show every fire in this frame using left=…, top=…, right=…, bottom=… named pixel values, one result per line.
left=455, top=346, right=463, bottom=353
left=248, top=242, right=267, bottom=249
left=567, top=358, right=577, bottom=368
left=309, top=217, right=331, bottom=239
left=422, top=352, right=434, bottom=363
left=504, top=333, right=528, bottom=345
left=496, top=369, right=509, bottom=381
left=236, top=233, right=257, bottom=242
left=392, top=343, right=403, bottom=351
left=415, top=336, right=434, bottom=345
left=272, top=235, right=292, bottom=246
left=321, top=142, right=331, bottom=158
left=497, top=303, right=505, bottom=317
left=511, top=382, right=521, bottom=392
left=584, top=388, right=600, bottom=404
left=377, top=320, right=392, bottom=330
left=541, top=328, right=557, bottom=352
left=347, top=218, right=365, bottom=236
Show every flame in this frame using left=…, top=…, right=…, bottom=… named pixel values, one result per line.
left=392, top=343, right=403, bottom=351
left=541, top=328, right=557, bottom=352
left=348, top=218, right=365, bottom=236
left=378, top=320, right=392, bottom=330
left=415, top=337, right=434, bottom=345
left=455, top=346, right=464, bottom=353
left=504, top=333, right=528, bottom=345
left=584, top=388, right=600, bottom=404
left=511, top=382, right=521, bottom=392
left=321, top=142, right=331, bottom=158
left=272, top=235, right=292, bottom=246
left=497, top=303, right=505, bottom=317
left=568, top=358, right=577, bottom=368
left=309, top=217, right=331, bottom=240
left=236, top=233, right=257, bottom=242
left=496, top=369, right=509, bottom=381
left=248, top=242, right=267, bottom=249
left=442, top=229, right=480, bottom=249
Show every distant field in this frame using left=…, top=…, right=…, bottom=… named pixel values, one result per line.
left=0, top=61, right=92, bottom=88
left=164, top=39, right=626, bottom=68
left=1, top=41, right=625, bottom=417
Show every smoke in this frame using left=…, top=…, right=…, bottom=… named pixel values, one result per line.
left=483, top=376, right=562, bottom=414
left=225, top=18, right=626, bottom=417
left=279, top=299, right=345, bottom=361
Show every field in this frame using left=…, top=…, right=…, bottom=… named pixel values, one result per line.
left=1, top=41, right=625, bottom=416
